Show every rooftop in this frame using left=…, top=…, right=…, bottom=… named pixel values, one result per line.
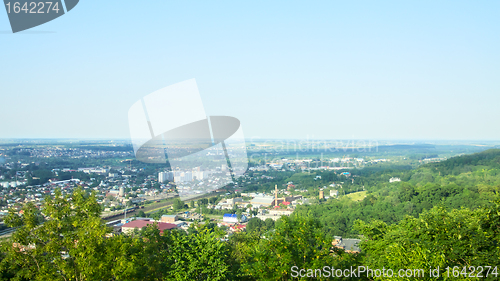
left=333, top=236, right=361, bottom=253
left=122, top=220, right=177, bottom=232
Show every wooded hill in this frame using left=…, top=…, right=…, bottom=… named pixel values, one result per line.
left=294, top=149, right=500, bottom=237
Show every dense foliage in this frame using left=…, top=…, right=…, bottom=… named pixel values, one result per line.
left=294, top=149, right=500, bottom=237
left=1, top=149, right=500, bottom=280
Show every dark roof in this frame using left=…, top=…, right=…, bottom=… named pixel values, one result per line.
left=333, top=236, right=361, bottom=252
left=338, top=238, right=360, bottom=252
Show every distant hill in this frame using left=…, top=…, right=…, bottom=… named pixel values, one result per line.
left=377, top=144, right=436, bottom=150
left=425, top=148, right=500, bottom=176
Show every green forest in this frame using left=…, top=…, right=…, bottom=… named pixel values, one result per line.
left=1, top=150, right=500, bottom=280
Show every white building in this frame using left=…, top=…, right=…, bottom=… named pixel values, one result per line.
left=250, top=195, right=275, bottom=207
left=183, top=172, right=192, bottom=182
left=389, top=177, right=401, bottom=183
left=78, top=167, right=108, bottom=174
left=268, top=209, right=293, bottom=216
left=159, top=171, right=174, bottom=183
left=174, top=172, right=192, bottom=183
left=193, top=171, right=208, bottom=180
left=227, top=197, right=243, bottom=205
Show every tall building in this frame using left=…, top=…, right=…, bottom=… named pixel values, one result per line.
left=159, top=172, right=166, bottom=183
left=119, top=186, right=125, bottom=197
left=193, top=171, right=207, bottom=180
left=159, top=171, right=174, bottom=183
left=174, top=171, right=193, bottom=183
left=319, top=190, right=324, bottom=200
left=183, top=172, right=193, bottom=182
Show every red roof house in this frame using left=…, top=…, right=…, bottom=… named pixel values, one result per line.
left=121, top=220, right=177, bottom=234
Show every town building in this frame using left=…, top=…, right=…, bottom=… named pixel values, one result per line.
left=250, top=195, right=275, bottom=207
left=160, top=214, right=178, bottom=223
left=227, top=197, right=243, bottom=205
left=330, top=190, right=339, bottom=198
left=222, top=213, right=247, bottom=224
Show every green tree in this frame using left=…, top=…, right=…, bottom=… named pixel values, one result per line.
left=173, top=199, right=185, bottom=211
left=246, top=217, right=265, bottom=234
left=238, top=215, right=363, bottom=280
left=1, top=187, right=112, bottom=280
left=264, top=218, right=275, bottom=231
left=209, top=196, right=218, bottom=204
left=355, top=198, right=500, bottom=281
left=236, top=209, right=243, bottom=221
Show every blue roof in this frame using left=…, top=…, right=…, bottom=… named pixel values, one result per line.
left=223, top=214, right=237, bottom=218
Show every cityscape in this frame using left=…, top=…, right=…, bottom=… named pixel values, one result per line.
left=1, top=0, right=499, bottom=280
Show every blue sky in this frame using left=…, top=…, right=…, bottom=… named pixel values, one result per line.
left=0, top=1, right=499, bottom=140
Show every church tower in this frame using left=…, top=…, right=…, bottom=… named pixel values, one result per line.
left=275, top=184, right=278, bottom=207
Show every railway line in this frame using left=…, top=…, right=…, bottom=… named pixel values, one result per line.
left=102, top=191, right=223, bottom=222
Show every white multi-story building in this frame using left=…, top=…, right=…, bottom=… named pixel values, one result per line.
left=159, top=171, right=174, bottom=183
left=193, top=171, right=208, bottom=180
left=183, top=172, right=192, bottom=182
left=174, top=172, right=193, bottom=183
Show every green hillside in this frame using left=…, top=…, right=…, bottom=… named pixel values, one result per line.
left=294, top=149, right=500, bottom=237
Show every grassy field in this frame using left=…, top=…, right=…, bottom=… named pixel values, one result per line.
left=204, top=214, right=223, bottom=220
left=344, top=191, right=367, bottom=201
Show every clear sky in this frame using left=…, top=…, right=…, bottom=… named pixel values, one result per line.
left=0, top=1, right=499, bottom=140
